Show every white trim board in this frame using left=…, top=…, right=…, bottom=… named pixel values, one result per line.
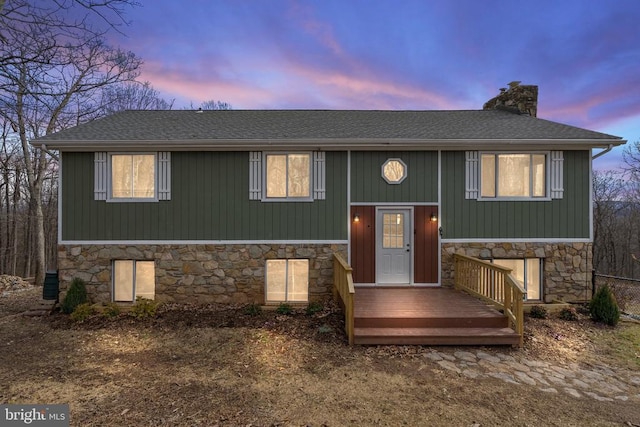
left=60, top=240, right=349, bottom=245
left=441, top=238, right=592, bottom=243
left=350, top=202, right=438, bottom=206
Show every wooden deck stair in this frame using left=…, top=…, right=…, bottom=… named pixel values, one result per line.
left=353, top=287, right=520, bottom=346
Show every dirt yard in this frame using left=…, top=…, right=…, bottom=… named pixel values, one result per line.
left=1, top=286, right=639, bottom=426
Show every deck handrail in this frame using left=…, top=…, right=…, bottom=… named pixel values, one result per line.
left=454, top=254, right=524, bottom=347
left=333, top=253, right=355, bottom=345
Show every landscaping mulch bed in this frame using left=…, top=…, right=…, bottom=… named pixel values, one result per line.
left=1, top=285, right=639, bottom=426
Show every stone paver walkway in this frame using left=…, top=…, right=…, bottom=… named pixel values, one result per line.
left=424, top=349, right=640, bottom=402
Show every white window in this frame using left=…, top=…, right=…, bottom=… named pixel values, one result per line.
left=248, top=151, right=325, bottom=201
left=492, top=258, right=542, bottom=301
left=481, top=153, right=546, bottom=198
left=382, top=213, right=405, bottom=248
left=266, top=153, right=310, bottom=198
left=113, top=260, right=155, bottom=302
left=266, top=259, right=309, bottom=302
left=94, top=152, right=171, bottom=201
left=111, top=154, right=156, bottom=199
left=465, top=151, right=563, bottom=200
left=382, top=158, right=407, bottom=184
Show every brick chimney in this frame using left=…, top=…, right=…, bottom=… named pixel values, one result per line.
left=483, top=81, right=538, bottom=117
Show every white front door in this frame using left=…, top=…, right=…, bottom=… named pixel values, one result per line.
left=376, top=209, right=412, bottom=284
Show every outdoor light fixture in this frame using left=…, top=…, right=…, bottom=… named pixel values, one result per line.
left=430, top=212, right=438, bottom=222
left=353, top=213, right=360, bottom=223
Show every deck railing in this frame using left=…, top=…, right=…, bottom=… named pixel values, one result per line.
left=454, top=254, right=524, bottom=347
left=333, top=253, right=355, bottom=345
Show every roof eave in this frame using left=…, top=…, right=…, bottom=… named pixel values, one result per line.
left=34, top=137, right=626, bottom=151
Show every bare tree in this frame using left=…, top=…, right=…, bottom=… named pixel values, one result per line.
left=593, top=141, right=640, bottom=278
left=188, top=100, right=233, bottom=111
left=101, top=81, right=175, bottom=114
left=623, top=140, right=640, bottom=179
left=200, top=100, right=232, bottom=110
left=593, top=170, right=627, bottom=275
left=0, top=0, right=141, bottom=283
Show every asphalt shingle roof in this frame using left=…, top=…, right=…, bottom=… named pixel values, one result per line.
left=35, top=109, right=623, bottom=147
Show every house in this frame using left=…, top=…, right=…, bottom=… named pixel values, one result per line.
left=34, top=83, right=624, bottom=316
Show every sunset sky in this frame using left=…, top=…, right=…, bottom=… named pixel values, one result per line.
left=109, top=0, right=640, bottom=171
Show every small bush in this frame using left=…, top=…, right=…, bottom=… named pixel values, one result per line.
left=61, top=278, right=88, bottom=314
left=306, top=301, right=324, bottom=315
left=529, top=305, right=548, bottom=319
left=558, top=306, right=579, bottom=321
left=70, top=303, right=95, bottom=322
left=103, top=302, right=121, bottom=318
left=131, top=297, right=160, bottom=319
left=276, top=302, right=293, bottom=315
left=244, top=303, right=262, bottom=316
left=590, top=285, right=620, bottom=326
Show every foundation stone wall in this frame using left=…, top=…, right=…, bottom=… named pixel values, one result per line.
left=58, top=243, right=347, bottom=304
left=441, top=242, right=593, bottom=303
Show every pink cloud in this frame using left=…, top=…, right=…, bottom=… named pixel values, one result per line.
left=289, top=2, right=345, bottom=57
left=139, top=45, right=459, bottom=111
left=543, top=79, right=640, bottom=133
left=138, top=62, right=278, bottom=108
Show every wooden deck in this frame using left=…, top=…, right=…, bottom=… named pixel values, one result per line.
left=353, top=287, right=520, bottom=346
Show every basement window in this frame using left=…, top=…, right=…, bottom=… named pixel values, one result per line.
left=265, top=259, right=309, bottom=303
left=492, top=258, right=542, bottom=301
left=113, top=260, right=155, bottom=302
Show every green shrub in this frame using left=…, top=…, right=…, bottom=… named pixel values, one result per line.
left=558, top=306, right=579, bottom=321
left=306, top=301, right=324, bottom=315
left=529, top=305, right=548, bottom=319
left=244, top=303, right=262, bottom=316
left=70, top=303, right=95, bottom=322
left=317, top=324, right=333, bottom=334
left=131, top=297, right=160, bottom=319
left=61, top=278, right=88, bottom=314
left=276, top=302, right=293, bottom=315
left=103, top=302, right=121, bottom=318
left=590, top=285, right=620, bottom=326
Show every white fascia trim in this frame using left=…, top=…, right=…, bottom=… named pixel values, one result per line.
left=441, top=238, right=592, bottom=243
left=58, top=155, right=63, bottom=244
left=350, top=202, right=438, bottom=206
left=437, top=149, right=442, bottom=285
left=347, top=150, right=352, bottom=265
left=60, top=240, right=349, bottom=245
left=42, top=138, right=626, bottom=151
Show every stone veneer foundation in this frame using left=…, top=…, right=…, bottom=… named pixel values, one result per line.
left=441, top=242, right=593, bottom=303
left=58, top=243, right=347, bottom=304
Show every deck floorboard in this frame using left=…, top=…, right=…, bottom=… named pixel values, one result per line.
left=353, top=287, right=519, bottom=346
left=354, top=287, right=503, bottom=319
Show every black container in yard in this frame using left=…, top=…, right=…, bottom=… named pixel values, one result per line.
left=43, top=270, right=59, bottom=301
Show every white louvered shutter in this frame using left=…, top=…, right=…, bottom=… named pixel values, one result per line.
left=313, top=151, right=326, bottom=200
left=465, top=151, right=479, bottom=199
left=158, top=152, right=171, bottom=200
left=249, top=151, right=262, bottom=200
left=550, top=151, right=564, bottom=199
left=94, top=152, right=107, bottom=200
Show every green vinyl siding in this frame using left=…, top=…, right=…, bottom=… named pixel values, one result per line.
left=350, top=151, right=438, bottom=203
left=441, top=150, right=590, bottom=239
left=61, top=151, right=347, bottom=241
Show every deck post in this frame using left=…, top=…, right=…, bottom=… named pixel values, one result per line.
left=333, top=253, right=355, bottom=345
